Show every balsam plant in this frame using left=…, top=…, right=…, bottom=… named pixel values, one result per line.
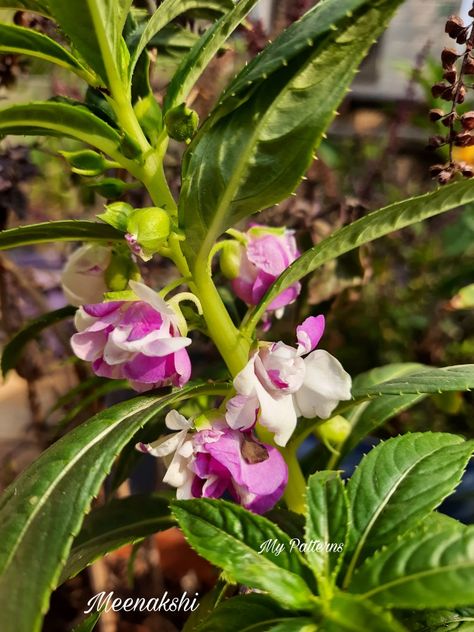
left=0, top=1, right=473, bottom=631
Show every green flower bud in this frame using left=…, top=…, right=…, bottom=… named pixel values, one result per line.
left=316, top=415, right=351, bottom=446
left=60, top=149, right=107, bottom=176
left=105, top=251, right=140, bottom=292
left=87, top=178, right=136, bottom=199
left=220, top=240, right=243, bottom=279
left=126, top=207, right=171, bottom=259
left=164, top=103, right=199, bottom=143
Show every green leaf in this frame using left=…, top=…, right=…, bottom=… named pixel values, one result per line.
left=349, top=526, right=474, bottom=609
left=319, top=593, right=408, bottom=631
left=244, top=179, right=474, bottom=333
left=0, top=383, right=230, bottom=632
left=0, top=102, right=125, bottom=158
left=1, top=305, right=76, bottom=376
left=352, top=364, right=474, bottom=397
left=342, top=433, right=474, bottom=588
left=0, top=23, right=97, bottom=84
left=197, top=593, right=295, bottom=632
left=341, top=363, right=425, bottom=457
left=129, top=0, right=232, bottom=78
left=172, top=498, right=317, bottom=611
left=46, top=0, right=132, bottom=85
left=0, top=221, right=123, bottom=251
left=164, top=0, right=259, bottom=113
left=60, top=494, right=174, bottom=582
left=179, top=0, right=404, bottom=267
left=268, top=621, right=318, bottom=632
left=72, top=610, right=102, bottom=632
left=305, top=472, right=348, bottom=583
left=0, top=0, right=50, bottom=14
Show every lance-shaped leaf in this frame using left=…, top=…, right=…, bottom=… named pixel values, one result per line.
left=0, top=383, right=229, bottom=632
left=164, top=0, right=259, bottom=113
left=349, top=527, right=474, bottom=609
left=0, top=102, right=127, bottom=159
left=179, top=0, right=404, bottom=266
left=45, top=0, right=132, bottom=85
left=172, top=498, right=318, bottom=611
left=243, top=179, right=474, bottom=333
left=72, top=611, right=102, bottom=632
left=128, top=0, right=233, bottom=76
left=0, top=0, right=50, bottom=13
left=1, top=305, right=76, bottom=376
left=342, top=433, right=474, bottom=588
left=305, top=472, right=349, bottom=583
left=0, top=23, right=97, bottom=84
left=60, top=494, right=174, bottom=582
left=0, top=221, right=122, bottom=251
left=352, top=364, right=474, bottom=397
left=319, top=593, right=408, bottom=632
left=341, top=363, right=425, bottom=458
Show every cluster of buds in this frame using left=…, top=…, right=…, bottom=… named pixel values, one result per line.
left=429, top=7, right=474, bottom=184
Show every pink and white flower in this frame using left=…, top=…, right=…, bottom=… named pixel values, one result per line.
left=71, top=281, right=191, bottom=392
left=137, top=411, right=288, bottom=514
left=225, top=316, right=352, bottom=446
left=61, top=244, right=112, bottom=306
left=230, top=225, right=301, bottom=312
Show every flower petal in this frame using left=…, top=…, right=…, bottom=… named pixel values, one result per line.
left=225, top=394, right=259, bottom=431
left=294, top=349, right=352, bottom=419
left=254, top=379, right=298, bottom=446
left=296, top=315, right=325, bottom=355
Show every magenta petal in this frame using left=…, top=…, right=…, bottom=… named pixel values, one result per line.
left=121, top=302, right=164, bottom=340
left=247, top=235, right=289, bottom=275
left=122, top=354, right=169, bottom=384
left=296, top=314, right=326, bottom=354
left=267, top=282, right=301, bottom=311
left=172, top=348, right=192, bottom=386
left=83, top=301, right=123, bottom=317
left=70, top=330, right=108, bottom=361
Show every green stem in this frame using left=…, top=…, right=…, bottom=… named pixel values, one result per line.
left=281, top=444, right=307, bottom=514
left=193, top=257, right=250, bottom=376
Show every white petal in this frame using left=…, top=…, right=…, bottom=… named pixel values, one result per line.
left=163, top=439, right=194, bottom=487
left=129, top=280, right=176, bottom=320
left=233, top=356, right=258, bottom=397
left=165, top=410, right=191, bottom=431
left=225, top=394, right=259, bottom=430
left=142, top=429, right=187, bottom=457
left=294, top=350, right=352, bottom=419
left=254, top=380, right=298, bottom=446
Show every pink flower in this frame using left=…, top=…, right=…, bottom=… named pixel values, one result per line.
left=71, top=281, right=191, bottom=392
left=226, top=316, right=352, bottom=446
left=231, top=225, right=301, bottom=311
left=137, top=411, right=288, bottom=514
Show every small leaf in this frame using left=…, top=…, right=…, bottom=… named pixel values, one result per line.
left=305, top=472, right=349, bottom=584
left=343, top=433, right=474, bottom=587
left=244, top=180, right=474, bottom=332
left=319, top=593, right=408, bottom=631
left=1, top=305, right=76, bottom=376
left=0, top=23, right=96, bottom=84
left=60, top=494, right=174, bottom=582
left=172, top=498, right=317, bottom=611
left=349, top=526, right=474, bottom=609
left=0, top=221, right=123, bottom=251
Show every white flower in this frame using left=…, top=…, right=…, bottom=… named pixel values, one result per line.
left=61, top=244, right=111, bottom=306
left=226, top=316, right=352, bottom=447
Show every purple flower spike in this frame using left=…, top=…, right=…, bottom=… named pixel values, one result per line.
left=71, top=281, right=192, bottom=392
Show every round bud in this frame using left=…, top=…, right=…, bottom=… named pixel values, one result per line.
left=60, top=149, right=106, bottom=176
left=316, top=415, right=351, bottom=446
left=126, top=207, right=171, bottom=258
left=164, top=103, right=199, bottom=143
left=220, top=240, right=243, bottom=279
